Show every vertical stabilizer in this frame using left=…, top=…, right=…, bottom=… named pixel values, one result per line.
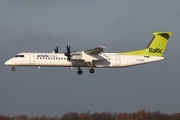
left=143, top=32, right=172, bottom=56
left=120, top=32, right=172, bottom=56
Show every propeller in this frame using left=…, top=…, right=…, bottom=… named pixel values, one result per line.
left=64, top=45, right=71, bottom=60
left=54, top=46, right=58, bottom=53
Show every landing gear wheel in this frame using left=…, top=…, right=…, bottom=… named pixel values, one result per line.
left=12, top=67, right=16, bottom=71
left=89, top=68, right=95, bottom=74
left=77, top=70, right=83, bottom=75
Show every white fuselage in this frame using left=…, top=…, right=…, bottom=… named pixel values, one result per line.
left=5, top=52, right=164, bottom=68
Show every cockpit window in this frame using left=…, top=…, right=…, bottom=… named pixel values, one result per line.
left=15, top=55, right=25, bottom=57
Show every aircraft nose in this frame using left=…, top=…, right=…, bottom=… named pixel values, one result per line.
left=5, top=60, right=12, bottom=65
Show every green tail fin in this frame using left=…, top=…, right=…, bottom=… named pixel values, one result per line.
left=121, top=32, right=172, bottom=56
left=144, top=32, right=172, bottom=56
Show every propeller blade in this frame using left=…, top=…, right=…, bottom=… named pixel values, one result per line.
left=64, top=45, right=71, bottom=60
left=54, top=46, right=58, bottom=53
left=56, top=46, right=58, bottom=53
left=67, top=45, right=70, bottom=53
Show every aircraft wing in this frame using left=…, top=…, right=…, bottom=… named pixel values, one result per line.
left=84, top=46, right=106, bottom=54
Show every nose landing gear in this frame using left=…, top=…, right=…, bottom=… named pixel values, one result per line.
left=12, top=66, right=16, bottom=71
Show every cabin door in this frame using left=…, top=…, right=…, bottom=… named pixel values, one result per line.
left=116, top=56, right=120, bottom=66
left=29, top=54, right=35, bottom=64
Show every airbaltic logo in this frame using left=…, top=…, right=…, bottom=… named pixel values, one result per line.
left=149, top=48, right=163, bottom=54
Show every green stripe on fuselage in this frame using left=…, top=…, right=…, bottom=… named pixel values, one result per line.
left=120, top=49, right=145, bottom=55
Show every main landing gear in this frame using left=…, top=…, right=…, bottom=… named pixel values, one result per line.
left=77, top=62, right=95, bottom=75
left=87, top=62, right=95, bottom=74
left=89, top=68, right=95, bottom=74
left=77, top=67, right=95, bottom=75
left=77, top=67, right=83, bottom=75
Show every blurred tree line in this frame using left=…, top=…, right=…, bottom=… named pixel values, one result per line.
left=1, top=110, right=180, bottom=120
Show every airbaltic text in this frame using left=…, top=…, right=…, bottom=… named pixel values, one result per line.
left=149, top=48, right=163, bottom=53
left=37, top=55, right=58, bottom=58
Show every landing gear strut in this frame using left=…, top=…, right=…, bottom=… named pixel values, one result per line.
left=77, top=67, right=83, bottom=75
left=76, top=62, right=95, bottom=75
left=87, top=62, right=95, bottom=74
left=12, top=66, right=16, bottom=71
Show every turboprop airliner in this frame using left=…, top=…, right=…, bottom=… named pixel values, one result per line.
left=5, top=32, right=172, bottom=75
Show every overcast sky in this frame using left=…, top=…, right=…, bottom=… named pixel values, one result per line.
left=1, top=0, right=180, bottom=117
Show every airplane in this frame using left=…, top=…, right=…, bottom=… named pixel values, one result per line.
left=5, top=32, right=172, bottom=75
